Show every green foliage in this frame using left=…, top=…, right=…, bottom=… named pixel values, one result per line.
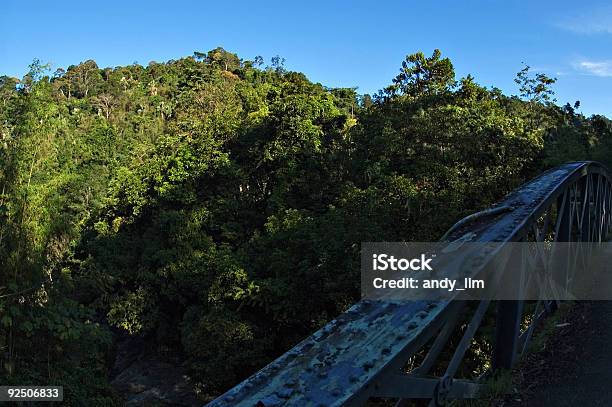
left=0, top=47, right=609, bottom=403
left=386, top=49, right=455, bottom=98
left=515, top=64, right=556, bottom=104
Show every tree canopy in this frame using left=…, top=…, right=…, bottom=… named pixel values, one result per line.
left=0, top=47, right=610, bottom=404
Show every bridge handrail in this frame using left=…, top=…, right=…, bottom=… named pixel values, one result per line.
left=207, top=161, right=612, bottom=406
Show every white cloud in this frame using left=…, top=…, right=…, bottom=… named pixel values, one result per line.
left=557, top=7, right=612, bottom=34
left=574, top=60, right=612, bottom=77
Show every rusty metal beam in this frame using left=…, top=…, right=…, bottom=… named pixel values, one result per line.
left=206, top=161, right=610, bottom=407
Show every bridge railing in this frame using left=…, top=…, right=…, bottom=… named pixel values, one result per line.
left=207, top=161, right=612, bottom=407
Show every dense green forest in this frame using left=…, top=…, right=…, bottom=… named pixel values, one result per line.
left=1, top=47, right=611, bottom=404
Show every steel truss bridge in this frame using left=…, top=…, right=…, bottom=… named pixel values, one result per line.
left=208, top=161, right=612, bottom=407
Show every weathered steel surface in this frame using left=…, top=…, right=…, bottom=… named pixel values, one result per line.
left=206, top=161, right=602, bottom=407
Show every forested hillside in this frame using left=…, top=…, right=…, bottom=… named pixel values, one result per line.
left=1, top=48, right=611, bottom=404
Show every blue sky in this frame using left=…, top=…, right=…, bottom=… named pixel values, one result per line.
left=2, top=0, right=612, bottom=116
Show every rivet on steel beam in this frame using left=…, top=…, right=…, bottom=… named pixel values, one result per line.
left=363, top=360, right=375, bottom=370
